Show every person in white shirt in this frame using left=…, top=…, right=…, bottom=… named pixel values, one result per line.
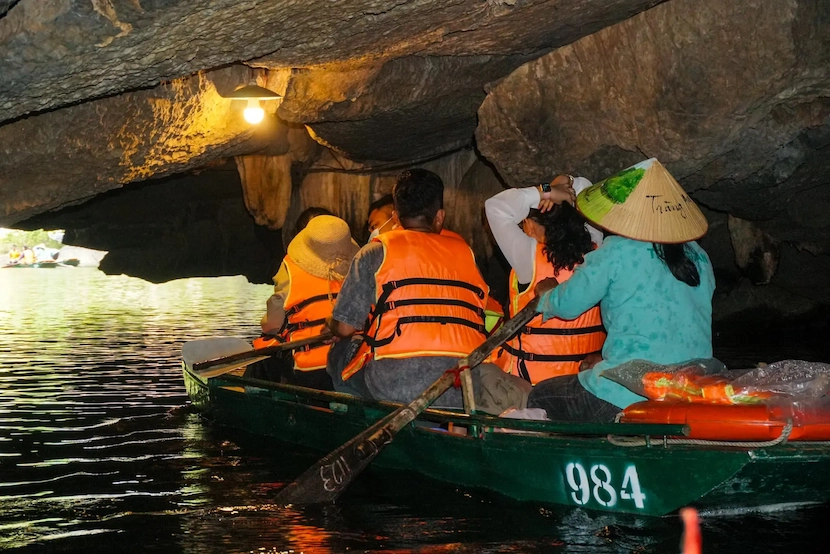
left=484, top=174, right=606, bottom=385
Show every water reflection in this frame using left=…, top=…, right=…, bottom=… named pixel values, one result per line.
left=1, top=269, right=828, bottom=553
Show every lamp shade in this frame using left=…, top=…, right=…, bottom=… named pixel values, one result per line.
left=223, top=84, right=282, bottom=100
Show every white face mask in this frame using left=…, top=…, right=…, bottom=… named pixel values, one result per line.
left=368, top=215, right=395, bottom=242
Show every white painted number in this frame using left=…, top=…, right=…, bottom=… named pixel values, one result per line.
left=564, top=462, right=645, bottom=509
left=590, top=464, right=617, bottom=507
left=620, top=465, right=646, bottom=508
left=565, top=462, right=589, bottom=505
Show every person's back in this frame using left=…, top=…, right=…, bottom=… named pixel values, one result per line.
left=359, top=228, right=489, bottom=363
left=502, top=241, right=605, bottom=383
left=328, top=169, right=495, bottom=408
left=584, top=237, right=713, bottom=366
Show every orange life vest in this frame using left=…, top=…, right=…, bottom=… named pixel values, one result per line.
left=341, top=229, right=489, bottom=381
left=500, top=243, right=605, bottom=384
left=280, top=256, right=341, bottom=371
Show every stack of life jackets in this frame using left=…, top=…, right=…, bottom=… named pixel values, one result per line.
left=342, top=229, right=489, bottom=381
left=498, top=243, right=606, bottom=385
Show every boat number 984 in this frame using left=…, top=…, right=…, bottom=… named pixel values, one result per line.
left=564, top=463, right=645, bottom=509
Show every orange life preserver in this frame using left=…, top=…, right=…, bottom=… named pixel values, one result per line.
left=620, top=401, right=830, bottom=441
left=281, top=256, right=341, bottom=371
left=341, top=229, right=489, bottom=381
left=499, top=243, right=605, bottom=385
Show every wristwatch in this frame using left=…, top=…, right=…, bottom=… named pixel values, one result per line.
left=540, top=182, right=552, bottom=200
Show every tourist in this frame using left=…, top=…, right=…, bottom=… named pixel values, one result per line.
left=8, top=245, right=21, bottom=265
left=485, top=174, right=606, bottom=385
left=327, top=169, right=530, bottom=412
left=527, top=159, right=715, bottom=422
left=22, top=246, right=34, bottom=265
left=366, top=194, right=398, bottom=241
left=258, top=215, right=359, bottom=390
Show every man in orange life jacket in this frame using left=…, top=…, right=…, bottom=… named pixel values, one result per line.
left=326, top=169, right=516, bottom=408
left=260, top=215, right=359, bottom=390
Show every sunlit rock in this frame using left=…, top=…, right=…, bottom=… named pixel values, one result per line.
left=0, top=65, right=282, bottom=226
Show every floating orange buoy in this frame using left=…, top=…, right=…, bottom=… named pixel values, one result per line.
left=680, top=507, right=702, bottom=554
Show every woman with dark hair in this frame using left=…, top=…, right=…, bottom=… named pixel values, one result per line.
left=529, top=158, right=715, bottom=422
left=485, top=174, right=607, bottom=385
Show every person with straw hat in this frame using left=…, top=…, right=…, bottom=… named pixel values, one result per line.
left=527, top=158, right=716, bottom=422
left=259, top=214, right=359, bottom=390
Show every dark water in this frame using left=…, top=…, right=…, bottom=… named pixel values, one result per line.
left=1, top=269, right=828, bottom=553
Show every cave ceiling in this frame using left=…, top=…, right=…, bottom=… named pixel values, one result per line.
left=0, top=0, right=828, bottom=271
left=0, top=0, right=665, bottom=226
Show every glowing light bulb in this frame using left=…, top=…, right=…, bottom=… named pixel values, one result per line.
left=243, top=99, right=265, bottom=124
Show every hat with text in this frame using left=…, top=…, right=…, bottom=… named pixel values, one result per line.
left=575, top=158, right=708, bottom=243
left=287, top=215, right=359, bottom=281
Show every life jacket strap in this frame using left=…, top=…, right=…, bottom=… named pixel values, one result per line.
left=375, top=278, right=486, bottom=308
left=502, top=342, right=601, bottom=363
left=378, top=297, right=485, bottom=318
left=284, top=317, right=327, bottom=333
left=519, top=324, right=606, bottom=336
left=285, top=293, right=338, bottom=316
left=365, top=316, right=487, bottom=348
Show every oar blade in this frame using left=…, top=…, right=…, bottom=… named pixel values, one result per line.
left=276, top=412, right=398, bottom=504
left=194, top=355, right=271, bottom=378
left=182, top=337, right=252, bottom=372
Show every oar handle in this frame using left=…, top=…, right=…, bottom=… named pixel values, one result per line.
left=192, top=330, right=332, bottom=372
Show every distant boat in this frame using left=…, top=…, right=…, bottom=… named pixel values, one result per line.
left=59, top=258, right=80, bottom=267
left=2, top=261, right=59, bottom=268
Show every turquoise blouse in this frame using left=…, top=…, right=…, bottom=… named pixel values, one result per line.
left=537, top=236, right=716, bottom=409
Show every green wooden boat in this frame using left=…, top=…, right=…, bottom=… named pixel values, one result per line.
left=182, top=361, right=830, bottom=517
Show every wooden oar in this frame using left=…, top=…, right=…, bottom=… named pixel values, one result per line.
left=189, top=331, right=332, bottom=378
left=275, top=296, right=540, bottom=505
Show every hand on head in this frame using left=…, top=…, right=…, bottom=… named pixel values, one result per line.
left=538, top=175, right=576, bottom=212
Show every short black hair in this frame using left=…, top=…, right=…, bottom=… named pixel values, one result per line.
left=368, top=194, right=394, bottom=216
left=294, top=206, right=334, bottom=236
left=393, top=169, right=444, bottom=221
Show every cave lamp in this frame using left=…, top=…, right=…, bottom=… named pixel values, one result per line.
left=224, top=83, right=282, bottom=125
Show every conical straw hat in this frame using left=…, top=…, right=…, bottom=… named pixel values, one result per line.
left=287, top=215, right=359, bottom=281
left=575, top=158, right=708, bottom=243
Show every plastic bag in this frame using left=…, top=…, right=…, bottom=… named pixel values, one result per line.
left=604, top=358, right=830, bottom=406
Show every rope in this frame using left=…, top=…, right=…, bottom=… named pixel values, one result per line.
left=606, top=420, right=794, bottom=448
left=444, top=365, right=469, bottom=389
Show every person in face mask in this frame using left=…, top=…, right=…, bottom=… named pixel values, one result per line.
left=366, top=194, right=398, bottom=241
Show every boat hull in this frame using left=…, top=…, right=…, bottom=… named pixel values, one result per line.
left=182, top=365, right=830, bottom=516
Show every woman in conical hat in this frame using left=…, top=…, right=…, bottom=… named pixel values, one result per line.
left=527, top=159, right=717, bottom=423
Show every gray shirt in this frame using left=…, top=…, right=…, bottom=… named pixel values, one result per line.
left=331, top=238, right=466, bottom=407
